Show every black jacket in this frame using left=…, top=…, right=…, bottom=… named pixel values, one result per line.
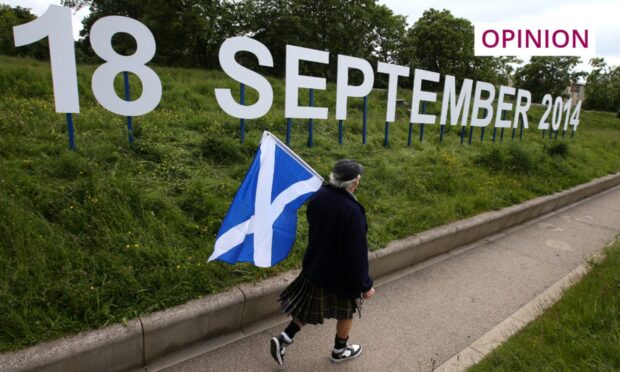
left=302, top=185, right=373, bottom=299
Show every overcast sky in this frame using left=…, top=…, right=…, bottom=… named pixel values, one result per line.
left=6, top=0, right=620, bottom=71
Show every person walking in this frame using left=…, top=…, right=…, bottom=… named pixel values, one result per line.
left=270, top=159, right=375, bottom=365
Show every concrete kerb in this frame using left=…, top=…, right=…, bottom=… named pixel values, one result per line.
left=237, top=270, right=300, bottom=328
left=2, top=172, right=620, bottom=372
left=141, top=288, right=245, bottom=364
left=0, top=319, right=143, bottom=372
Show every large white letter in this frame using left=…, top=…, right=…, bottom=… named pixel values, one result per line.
left=495, top=85, right=515, bottom=128
left=285, top=45, right=329, bottom=119
left=336, top=55, right=374, bottom=120
left=514, top=89, right=531, bottom=128
left=439, top=75, right=473, bottom=126
left=215, top=37, right=273, bottom=119
left=470, top=81, right=495, bottom=127
left=410, top=69, right=439, bottom=124
left=377, top=62, right=409, bottom=122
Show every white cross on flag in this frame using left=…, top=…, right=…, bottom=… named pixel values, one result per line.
left=208, top=131, right=323, bottom=267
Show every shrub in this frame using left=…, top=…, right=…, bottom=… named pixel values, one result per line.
left=546, top=142, right=569, bottom=157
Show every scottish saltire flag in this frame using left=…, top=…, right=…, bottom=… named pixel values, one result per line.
left=208, top=132, right=323, bottom=267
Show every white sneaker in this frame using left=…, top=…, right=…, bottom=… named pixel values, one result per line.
left=330, top=344, right=362, bottom=363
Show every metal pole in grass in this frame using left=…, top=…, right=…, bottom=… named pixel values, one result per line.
left=480, top=108, right=487, bottom=141
left=554, top=130, right=558, bottom=140
left=419, top=101, right=426, bottom=142
left=123, top=71, right=134, bottom=144
left=511, top=125, right=516, bottom=141
left=308, top=88, right=314, bottom=147
left=384, top=121, right=389, bottom=147
left=519, top=117, right=524, bottom=141
left=500, top=128, right=505, bottom=142
left=468, top=124, right=474, bottom=144
left=440, top=125, right=445, bottom=143
left=460, top=125, right=465, bottom=144
left=286, top=118, right=292, bottom=145
left=408, top=122, right=413, bottom=146
left=66, top=113, right=76, bottom=151
left=363, top=95, right=368, bottom=144
left=240, top=83, right=246, bottom=144
left=338, top=120, right=344, bottom=144
left=542, top=129, right=546, bottom=139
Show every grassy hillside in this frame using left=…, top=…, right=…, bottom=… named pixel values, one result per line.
left=1, top=55, right=619, bottom=351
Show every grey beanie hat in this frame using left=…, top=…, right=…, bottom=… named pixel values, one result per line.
left=332, top=159, right=364, bottom=182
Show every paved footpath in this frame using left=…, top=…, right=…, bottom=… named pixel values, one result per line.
left=155, top=186, right=620, bottom=372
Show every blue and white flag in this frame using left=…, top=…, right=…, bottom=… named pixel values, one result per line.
left=208, top=131, right=323, bottom=267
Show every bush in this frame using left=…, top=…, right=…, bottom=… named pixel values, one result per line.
left=545, top=142, right=569, bottom=157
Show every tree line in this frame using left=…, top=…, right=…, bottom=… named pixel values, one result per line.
left=1, top=1, right=618, bottom=112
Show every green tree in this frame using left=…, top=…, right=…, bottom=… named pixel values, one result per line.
left=513, top=56, right=584, bottom=102
left=584, top=58, right=620, bottom=112
left=0, top=4, right=48, bottom=59
left=402, top=8, right=504, bottom=86
left=64, top=0, right=238, bottom=68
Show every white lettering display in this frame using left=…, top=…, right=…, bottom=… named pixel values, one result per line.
left=377, top=62, right=410, bottom=123
left=410, top=69, right=440, bottom=124
left=13, top=5, right=584, bottom=137
left=335, top=55, right=374, bottom=121
left=215, top=37, right=274, bottom=119
left=285, top=45, right=329, bottom=119
left=440, top=75, right=472, bottom=126
left=90, top=16, right=162, bottom=116
left=470, top=82, right=495, bottom=127
left=13, top=5, right=79, bottom=113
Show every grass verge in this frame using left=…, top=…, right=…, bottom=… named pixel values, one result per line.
left=1, top=55, right=620, bottom=351
left=470, top=238, right=620, bottom=371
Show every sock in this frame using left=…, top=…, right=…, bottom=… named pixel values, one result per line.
left=334, top=335, right=348, bottom=351
left=283, top=321, right=301, bottom=342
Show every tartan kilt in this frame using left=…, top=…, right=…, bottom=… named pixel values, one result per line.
left=278, top=272, right=361, bottom=325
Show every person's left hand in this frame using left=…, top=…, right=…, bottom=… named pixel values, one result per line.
left=363, top=287, right=375, bottom=299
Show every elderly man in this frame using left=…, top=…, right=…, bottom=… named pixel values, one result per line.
left=270, top=159, right=375, bottom=365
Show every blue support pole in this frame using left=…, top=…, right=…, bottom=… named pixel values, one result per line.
left=362, top=96, right=368, bottom=144
left=338, top=120, right=344, bottom=144
left=440, top=125, right=445, bottom=143
left=468, top=125, right=474, bottom=144
left=286, top=118, right=292, bottom=145
left=123, top=71, right=134, bottom=144
left=519, top=118, right=524, bottom=141
left=308, top=89, right=314, bottom=147
left=500, top=128, right=505, bottom=143
left=408, top=122, right=413, bottom=146
left=492, top=127, right=497, bottom=142
left=66, top=113, right=76, bottom=151
left=419, top=102, right=426, bottom=142
left=240, top=83, right=245, bottom=144
left=460, top=126, right=465, bottom=144
left=481, top=108, right=487, bottom=141
left=384, top=122, right=390, bottom=147
left=511, top=127, right=516, bottom=141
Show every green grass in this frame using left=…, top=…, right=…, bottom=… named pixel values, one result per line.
left=1, top=55, right=620, bottom=351
left=470, top=238, right=620, bottom=371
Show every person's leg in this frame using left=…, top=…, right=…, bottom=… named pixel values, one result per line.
left=332, top=318, right=362, bottom=363
left=336, top=319, right=352, bottom=339
left=271, top=318, right=304, bottom=365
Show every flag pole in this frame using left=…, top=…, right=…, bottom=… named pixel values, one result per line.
left=262, top=131, right=324, bottom=181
